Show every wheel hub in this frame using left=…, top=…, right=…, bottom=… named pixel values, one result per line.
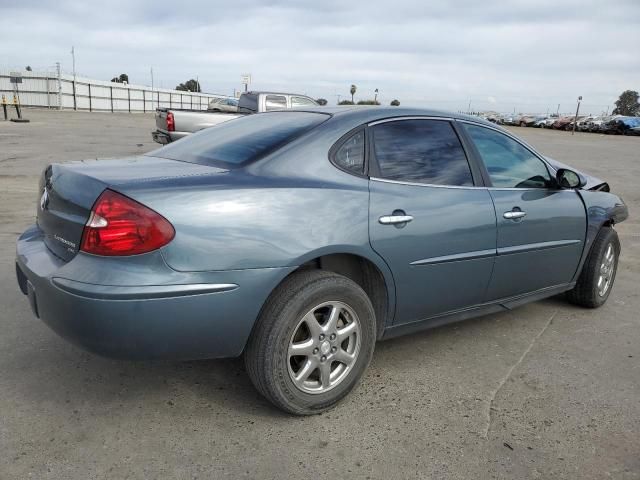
left=319, top=340, right=331, bottom=355
left=287, top=301, right=361, bottom=394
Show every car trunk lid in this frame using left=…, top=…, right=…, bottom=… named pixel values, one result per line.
left=37, top=156, right=227, bottom=262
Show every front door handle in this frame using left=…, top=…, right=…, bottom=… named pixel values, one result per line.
left=503, top=210, right=527, bottom=220
left=379, top=214, right=414, bottom=225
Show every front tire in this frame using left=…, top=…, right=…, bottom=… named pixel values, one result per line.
left=567, top=227, right=620, bottom=308
left=245, top=270, right=376, bottom=415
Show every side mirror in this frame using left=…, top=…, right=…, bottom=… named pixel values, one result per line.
left=556, top=168, right=586, bottom=189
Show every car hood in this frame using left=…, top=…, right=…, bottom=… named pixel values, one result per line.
left=544, top=157, right=609, bottom=191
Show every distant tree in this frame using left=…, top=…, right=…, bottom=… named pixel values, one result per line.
left=111, top=73, right=129, bottom=83
left=612, top=90, right=639, bottom=116
left=315, top=98, right=328, bottom=106
left=25, top=66, right=32, bottom=72
left=176, top=79, right=201, bottom=92
left=350, top=84, right=357, bottom=103
left=338, top=100, right=355, bottom=105
left=390, top=99, right=400, bottom=106
left=357, top=100, right=380, bottom=105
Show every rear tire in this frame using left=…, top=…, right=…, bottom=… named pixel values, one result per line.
left=245, top=270, right=376, bottom=415
left=566, top=227, right=620, bottom=308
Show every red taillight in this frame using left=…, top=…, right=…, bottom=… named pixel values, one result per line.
left=166, top=112, right=175, bottom=132
left=80, top=190, right=175, bottom=256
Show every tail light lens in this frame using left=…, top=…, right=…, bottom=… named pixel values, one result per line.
left=166, top=112, right=175, bottom=132
left=80, top=189, right=175, bottom=256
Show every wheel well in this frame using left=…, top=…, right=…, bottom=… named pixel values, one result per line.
left=297, top=254, right=389, bottom=339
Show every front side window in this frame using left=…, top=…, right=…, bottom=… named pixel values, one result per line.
left=464, top=124, right=551, bottom=188
left=371, top=119, right=473, bottom=186
left=333, top=130, right=365, bottom=175
left=265, top=95, right=287, bottom=111
left=291, top=96, right=318, bottom=107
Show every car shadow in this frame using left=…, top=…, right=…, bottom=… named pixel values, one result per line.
left=14, top=297, right=567, bottom=417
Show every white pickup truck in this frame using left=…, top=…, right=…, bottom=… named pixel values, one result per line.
left=152, top=91, right=319, bottom=144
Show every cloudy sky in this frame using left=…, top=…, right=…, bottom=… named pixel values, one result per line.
left=2, top=0, right=639, bottom=113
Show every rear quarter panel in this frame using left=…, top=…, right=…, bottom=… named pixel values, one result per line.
left=128, top=176, right=371, bottom=272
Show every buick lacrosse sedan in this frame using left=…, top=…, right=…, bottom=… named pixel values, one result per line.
left=16, top=107, right=628, bottom=414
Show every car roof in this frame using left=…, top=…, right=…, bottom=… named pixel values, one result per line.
left=245, top=91, right=315, bottom=97
left=284, top=105, right=497, bottom=128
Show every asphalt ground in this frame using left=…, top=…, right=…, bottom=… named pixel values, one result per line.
left=1, top=109, right=638, bottom=479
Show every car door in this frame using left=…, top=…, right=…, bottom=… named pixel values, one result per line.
left=461, top=122, right=586, bottom=300
left=368, top=118, right=497, bottom=325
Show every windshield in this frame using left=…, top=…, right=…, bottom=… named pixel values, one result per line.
left=149, top=112, right=329, bottom=168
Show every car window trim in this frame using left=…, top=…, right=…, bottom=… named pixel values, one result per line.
left=456, top=119, right=562, bottom=190
left=328, top=125, right=369, bottom=178
left=367, top=117, right=480, bottom=187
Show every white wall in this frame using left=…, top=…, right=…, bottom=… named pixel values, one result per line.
left=0, top=69, right=230, bottom=112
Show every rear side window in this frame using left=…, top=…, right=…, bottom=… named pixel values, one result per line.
left=237, top=93, right=258, bottom=113
left=371, top=119, right=473, bottom=186
left=149, top=112, right=329, bottom=168
left=265, top=95, right=287, bottom=111
left=333, top=130, right=365, bottom=175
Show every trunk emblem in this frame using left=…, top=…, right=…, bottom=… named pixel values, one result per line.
left=40, top=189, right=49, bottom=210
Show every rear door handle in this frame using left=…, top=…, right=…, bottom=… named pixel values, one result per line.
left=379, top=214, right=414, bottom=225
left=503, top=210, right=527, bottom=220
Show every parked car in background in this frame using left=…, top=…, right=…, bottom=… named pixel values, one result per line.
left=17, top=107, right=627, bottom=414
left=519, top=115, right=546, bottom=127
left=600, top=116, right=640, bottom=135
left=552, top=117, right=573, bottom=130
left=152, top=91, right=319, bottom=144
left=502, top=114, right=522, bottom=126
left=586, top=116, right=606, bottom=132
left=208, top=97, right=239, bottom=113
left=533, top=116, right=557, bottom=128
left=577, top=116, right=598, bottom=131
left=619, top=116, right=640, bottom=135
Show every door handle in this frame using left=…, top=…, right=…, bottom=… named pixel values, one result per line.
left=379, top=214, right=414, bottom=225
left=503, top=210, right=527, bottom=220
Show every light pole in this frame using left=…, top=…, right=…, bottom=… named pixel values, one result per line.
left=572, top=96, right=582, bottom=135
left=70, top=46, right=77, bottom=110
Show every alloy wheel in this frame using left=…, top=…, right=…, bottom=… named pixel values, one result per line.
left=287, top=301, right=361, bottom=394
left=597, top=242, right=616, bottom=297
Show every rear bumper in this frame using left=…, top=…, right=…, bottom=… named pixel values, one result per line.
left=16, top=225, right=294, bottom=360
left=152, top=130, right=190, bottom=144
left=151, top=130, right=171, bottom=144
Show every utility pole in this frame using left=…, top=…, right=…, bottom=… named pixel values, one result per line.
left=70, top=46, right=77, bottom=110
left=468, top=100, right=472, bottom=114
left=556, top=103, right=560, bottom=116
left=572, top=96, right=582, bottom=135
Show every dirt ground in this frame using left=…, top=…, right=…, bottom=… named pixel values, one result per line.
left=1, top=109, right=638, bottom=479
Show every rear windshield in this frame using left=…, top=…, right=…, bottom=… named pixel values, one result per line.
left=149, top=112, right=329, bottom=168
